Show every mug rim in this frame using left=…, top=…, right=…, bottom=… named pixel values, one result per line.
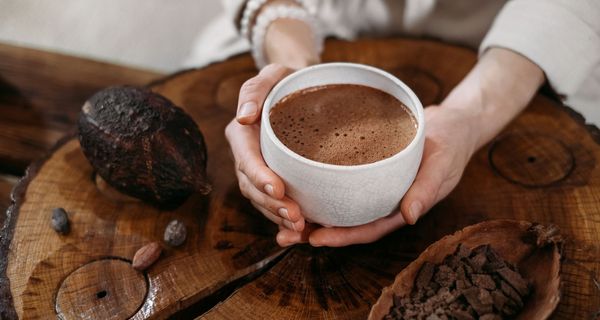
left=261, top=62, right=425, bottom=171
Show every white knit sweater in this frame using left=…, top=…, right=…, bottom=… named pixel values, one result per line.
left=184, top=0, right=600, bottom=122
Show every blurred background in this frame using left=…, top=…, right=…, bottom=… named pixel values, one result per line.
left=1, top=0, right=597, bottom=123
left=0, top=0, right=223, bottom=72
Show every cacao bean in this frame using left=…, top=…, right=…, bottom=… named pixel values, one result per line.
left=51, top=208, right=70, bottom=234
left=164, top=219, right=187, bottom=247
left=132, top=242, right=162, bottom=271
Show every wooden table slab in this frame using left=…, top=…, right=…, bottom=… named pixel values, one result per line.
left=1, top=38, right=599, bottom=319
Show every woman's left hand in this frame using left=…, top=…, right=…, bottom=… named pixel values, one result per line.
left=275, top=47, right=545, bottom=247
left=276, top=104, right=480, bottom=247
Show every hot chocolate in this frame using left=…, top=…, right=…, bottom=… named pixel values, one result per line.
left=269, top=84, right=417, bottom=165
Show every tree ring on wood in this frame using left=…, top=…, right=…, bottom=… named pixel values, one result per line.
left=55, top=258, right=148, bottom=320
left=489, top=132, right=575, bottom=187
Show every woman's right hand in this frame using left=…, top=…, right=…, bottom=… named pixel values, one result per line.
left=225, top=64, right=307, bottom=235
left=226, top=8, right=320, bottom=245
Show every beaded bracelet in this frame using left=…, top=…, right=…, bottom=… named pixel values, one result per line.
left=240, top=0, right=269, bottom=41
left=250, top=4, right=324, bottom=68
left=240, top=0, right=317, bottom=41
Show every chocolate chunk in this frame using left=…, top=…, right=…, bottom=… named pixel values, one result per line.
left=434, top=265, right=456, bottom=287
left=438, top=287, right=458, bottom=304
left=462, top=261, right=475, bottom=275
left=456, top=265, right=468, bottom=281
left=426, top=288, right=437, bottom=298
left=468, top=252, right=488, bottom=272
left=470, top=244, right=491, bottom=258
left=500, top=280, right=523, bottom=308
left=404, top=309, right=419, bottom=318
left=462, top=287, right=493, bottom=315
left=484, top=247, right=506, bottom=271
left=386, top=244, right=530, bottom=320
left=456, top=266, right=472, bottom=290
left=497, top=267, right=529, bottom=296
left=455, top=244, right=472, bottom=258
left=456, top=280, right=471, bottom=291
left=448, top=308, right=475, bottom=320
left=471, top=274, right=496, bottom=290
left=443, top=254, right=461, bottom=270
left=424, top=303, right=434, bottom=314
left=416, top=262, right=436, bottom=289
left=491, top=289, right=509, bottom=311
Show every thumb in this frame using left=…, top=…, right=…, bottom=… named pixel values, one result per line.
left=400, top=139, right=446, bottom=225
left=236, top=64, right=293, bottom=125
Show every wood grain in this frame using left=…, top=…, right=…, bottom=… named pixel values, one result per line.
left=1, top=38, right=599, bottom=319
left=55, top=258, right=147, bottom=319
left=0, top=43, right=161, bottom=175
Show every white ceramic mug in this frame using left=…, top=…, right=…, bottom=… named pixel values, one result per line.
left=260, top=63, right=425, bottom=227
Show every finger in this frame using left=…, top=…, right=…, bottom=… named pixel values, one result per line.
left=237, top=64, right=292, bottom=124
left=276, top=223, right=319, bottom=247
left=276, top=227, right=302, bottom=247
left=250, top=200, right=283, bottom=225
left=400, top=138, right=447, bottom=225
left=225, top=120, right=285, bottom=199
left=250, top=200, right=304, bottom=233
left=238, top=171, right=304, bottom=226
left=308, top=211, right=406, bottom=247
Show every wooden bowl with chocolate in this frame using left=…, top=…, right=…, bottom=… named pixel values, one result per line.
left=369, top=220, right=562, bottom=320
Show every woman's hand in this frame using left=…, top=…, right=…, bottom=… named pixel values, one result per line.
left=225, top=64, right=306, bottom=233
left=276, top=47, right=545, bottom=247
left=225, top=7, right=320, bottom=241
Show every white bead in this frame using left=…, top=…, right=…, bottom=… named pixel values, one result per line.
left=250, top=4, right=324, bottom=69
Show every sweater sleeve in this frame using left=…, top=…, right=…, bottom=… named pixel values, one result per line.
left=227, top=0, right=391, bottom=39
left=479, top=0, right=600, bottom=100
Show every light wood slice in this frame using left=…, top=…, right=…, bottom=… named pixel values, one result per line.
left=1, top=38, right=599, bottom=319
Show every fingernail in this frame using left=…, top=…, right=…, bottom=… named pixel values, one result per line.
left=310, top=240, right=323, bottom=247
left=409, top=201, right=423, bottom=224
left=283, top=219, right=297, bottom=232
left=237, top=102, right=257, bottom=119
left=264, top=184, right=274, bottom=196
left=278, top=207, right=290, bottom=220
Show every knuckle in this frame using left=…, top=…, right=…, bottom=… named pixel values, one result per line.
left=262, top=65, right=287, bottom=82
left=240, top=188, right=249, bottom=199
left=421, top=184, right=440, bottom=204
left=236, top=159, right=245, bottom=174
left=247, top=166, right=262, bottom=187
left=240, top=77, right=262, bottom=95
left=238, top=181, right=250, bottom=198
left=262, top=198, right=277, bottom=212
left=224, top=121, right=235, bottom=138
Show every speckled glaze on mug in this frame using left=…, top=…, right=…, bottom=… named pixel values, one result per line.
left=260, top=63, right=425, bottom=227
